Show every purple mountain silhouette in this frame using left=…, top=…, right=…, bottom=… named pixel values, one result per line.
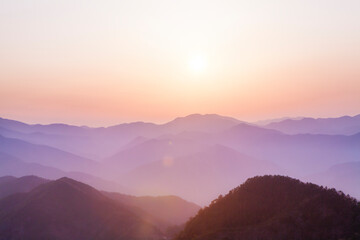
left=264, top=114, right=360, bottom=135
left=0, top=177, right=164, bottom=240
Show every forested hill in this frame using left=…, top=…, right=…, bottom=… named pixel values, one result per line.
left=176, top=175, right=360, bottom=240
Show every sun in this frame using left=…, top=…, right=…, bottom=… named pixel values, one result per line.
left=189, top=55, right=207, bottom=74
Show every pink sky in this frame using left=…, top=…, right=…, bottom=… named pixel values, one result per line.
left=1, top=1, right=360, bottom=126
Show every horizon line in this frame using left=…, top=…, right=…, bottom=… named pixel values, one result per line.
left=1, top=112, right=359, bottom=129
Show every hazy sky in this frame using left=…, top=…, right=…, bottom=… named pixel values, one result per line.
left=1, top=0, right=360, bottom=126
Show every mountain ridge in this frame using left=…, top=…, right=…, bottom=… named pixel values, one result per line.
left=265, top=114, right=360, bottom=135
left=176, top=175, right=360, bottom=240
left=0, top=177, right=164, bottom=240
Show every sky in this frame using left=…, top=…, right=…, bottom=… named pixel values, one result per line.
left=0, top=0, right=360, bottom=126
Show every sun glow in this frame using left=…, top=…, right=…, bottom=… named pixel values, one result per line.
left=189, top=55, right=207, bottom=74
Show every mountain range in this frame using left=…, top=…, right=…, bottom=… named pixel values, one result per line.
left=0, top=113, right=359, bottom=205
left=0, top=177, right=164, bottom=240
left=2, top=175, right=357, bottom=240
left=0, top=152, right=130, bottom=194
left=264, top=114, right=360, bottom=135
left=0, top=114, right=241, bottom=160
left=0, top=176, right=200, bottom=240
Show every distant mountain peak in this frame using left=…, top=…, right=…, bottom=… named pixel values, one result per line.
left=162, top=113, right=243, bottom=134
left=169, top=113, right=241, bottom=123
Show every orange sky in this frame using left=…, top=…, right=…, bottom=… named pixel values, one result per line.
left=1, top=1, right=360, bottom=126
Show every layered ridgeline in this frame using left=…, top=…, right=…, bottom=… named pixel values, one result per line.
left=0, top=114, right=242, bottom=160
left=176, top=176, right=360, bottom=240
left=264, top=115, right=360, bottom=135
left=0, top=177, right=199, bottom=240
left=1, top=114, right=360, bottom=205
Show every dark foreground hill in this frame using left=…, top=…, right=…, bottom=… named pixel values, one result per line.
left=0, top=175, right=199, bottom=229
left=176, top=175, right=360, bottom=240
left=0, top=177, right=164, bottom=240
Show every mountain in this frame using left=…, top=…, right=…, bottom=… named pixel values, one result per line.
left=255, top=116, right=304, bottom=126
left=0, top=114, right=242, bottom=159
left=0, top=177, right=164, bottom=240
left=0, top=152, right=63, bottom=177
left=108, top=122, right=360, bottom=179
left=308, top=161, right=360, bottom=200
left=104, top=192, right=201, bottom=226
left=0, top=117, right=35, bottom=133
left=106, top=114, right=241, bottom=136
left=0, top=117, right=132, bottom=160
left=162, top=114, right=241, bottom=133
left=98, top=114, right=241, bottom=159
left=120, top=145, right=280, bottom=205
left=0, top=125, right=97, bottom=159
left=0, top=135, right=97, bottom=172
left=172, top=122, right=284, bottom=146
left=0, top=174, right=199, bottom=227
left=0, top=176, right=16, bottom=185
left=0, top=175, right=49, bottom=199
left=217, top=122, right=283, bottom=143
left=0, top=152, right=130, bottom=194
left=176, top=175, right=360, bottom=240
left=0, top=117, right=159, bottom=159
left=103, top=137, right=209, bottom=176
left=0, top=117, right=89, bottom=135
left=3, top=115, right=360, bottom=198
left=264, top=114, right=360, bottom=135
left=211, top=124, right=360, bottom=175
